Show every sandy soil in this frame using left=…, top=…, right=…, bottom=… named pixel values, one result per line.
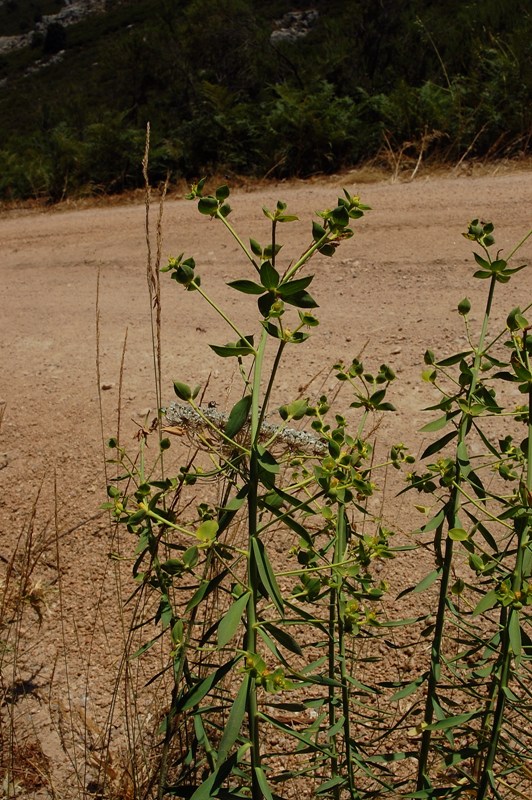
left=1, top=166, right=531, bottom=797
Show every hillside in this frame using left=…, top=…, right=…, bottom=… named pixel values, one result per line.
left=0, top=0, right=530, bottom=201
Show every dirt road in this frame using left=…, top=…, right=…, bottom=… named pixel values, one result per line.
left=1, top=166, right=531, bottom=796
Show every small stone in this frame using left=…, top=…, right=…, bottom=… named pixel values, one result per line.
left=101, top=383, right=113, bottom=390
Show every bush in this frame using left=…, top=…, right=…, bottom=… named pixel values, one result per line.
left=264, top=81, right=380, bottom=176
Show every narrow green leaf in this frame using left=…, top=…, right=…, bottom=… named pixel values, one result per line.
left=218, top=485, right=249, bottom=534
left=421, top=429, right=458, bottom=459
left=420, top=509, right=445, bottom=534
left=263, top=622, right=303, bottom=655
left=252, top=538, right=284, bottom=615
left=426, top=710, right=479, bottom=731
left=473, top=664, right=495, bottom=678
left=472, top=589, right=498, bottom=616
left=188, top=750, right=240, bottom=800
left=217, top=674, right=249, bottom=763
left=188, top=767, right=217, bottom=799
left=508, top=611, right=522, bottom=660
left=178, top=658, right=235, bottom=711
left=413, top=568, right=442, bottom=592
left=258, top=627, right=285, bottom=663
left=218, top=593, right=250, bottom=647
left=129, top=634, right=161, bottom=660
left=277, top=275, right=313, bottom=296
left=224, top=395, right=252, bottom=438
left=210, top=340, right=255, bottom=358
left=253, top=767, right=274, bottom=800
left=260, top=499, right=313, bottom=546
left=227, top=279, right=264, bottom=295
left=316, top=776, right=346, bottom=795
left=457, top=440, right=469, bottom=466
left=283, top=289, right=318, bottom=309
left=379, top=616, right=426, bottom=628
left=259, top=711, right=333, bottom=755
left=222, top=487, right=248, bottom=513
left=389, top=675, right=425, bottom=701
left=326, top=714, right=346, bottom=739
left=185, top=571, right=226, bottom=613
left=420, top=415, right=449, bottom=433
left=436, top=350, right=473, bottom=367
left=397, top=569, right=441, bottom=599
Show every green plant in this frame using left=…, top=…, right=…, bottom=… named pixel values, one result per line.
left=105, top=181, right=531, bottom=799
left=105, top=183, right=414, bottom=798
left=402, top=221, right=532, bottom=798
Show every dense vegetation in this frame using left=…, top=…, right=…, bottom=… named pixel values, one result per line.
left=0, top=0, right=530, bottom=201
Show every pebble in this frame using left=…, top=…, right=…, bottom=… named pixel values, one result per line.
left=101, top=383, right=113, bottom=390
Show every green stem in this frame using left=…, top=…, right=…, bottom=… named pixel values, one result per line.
left=216, top=210, right=260, bottom=272
left=327, top=505, right=349, bottom=799
left=476, top=354, right=532, bottom=798
left=157, top=549, right=215, bottom=799
left=283, top=232, right=335, bottom=282
left=246, top=327, right=269, bottom=799
left=506, top=228, right=531, bottom=261
left=328, top=583, right=339, bottom=795
left=416, top=273, right=498, bottom=790
left=143, top=507, right=195, bottom=538
left=251, top=329, right=268, bottom=443
left=194, top=282, right=256, bottom=348
left=336, top=506, right=360, bottom=799
left=258, top=340, right=286, bottom=433
left=476, top=522, right=527, bottom=799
